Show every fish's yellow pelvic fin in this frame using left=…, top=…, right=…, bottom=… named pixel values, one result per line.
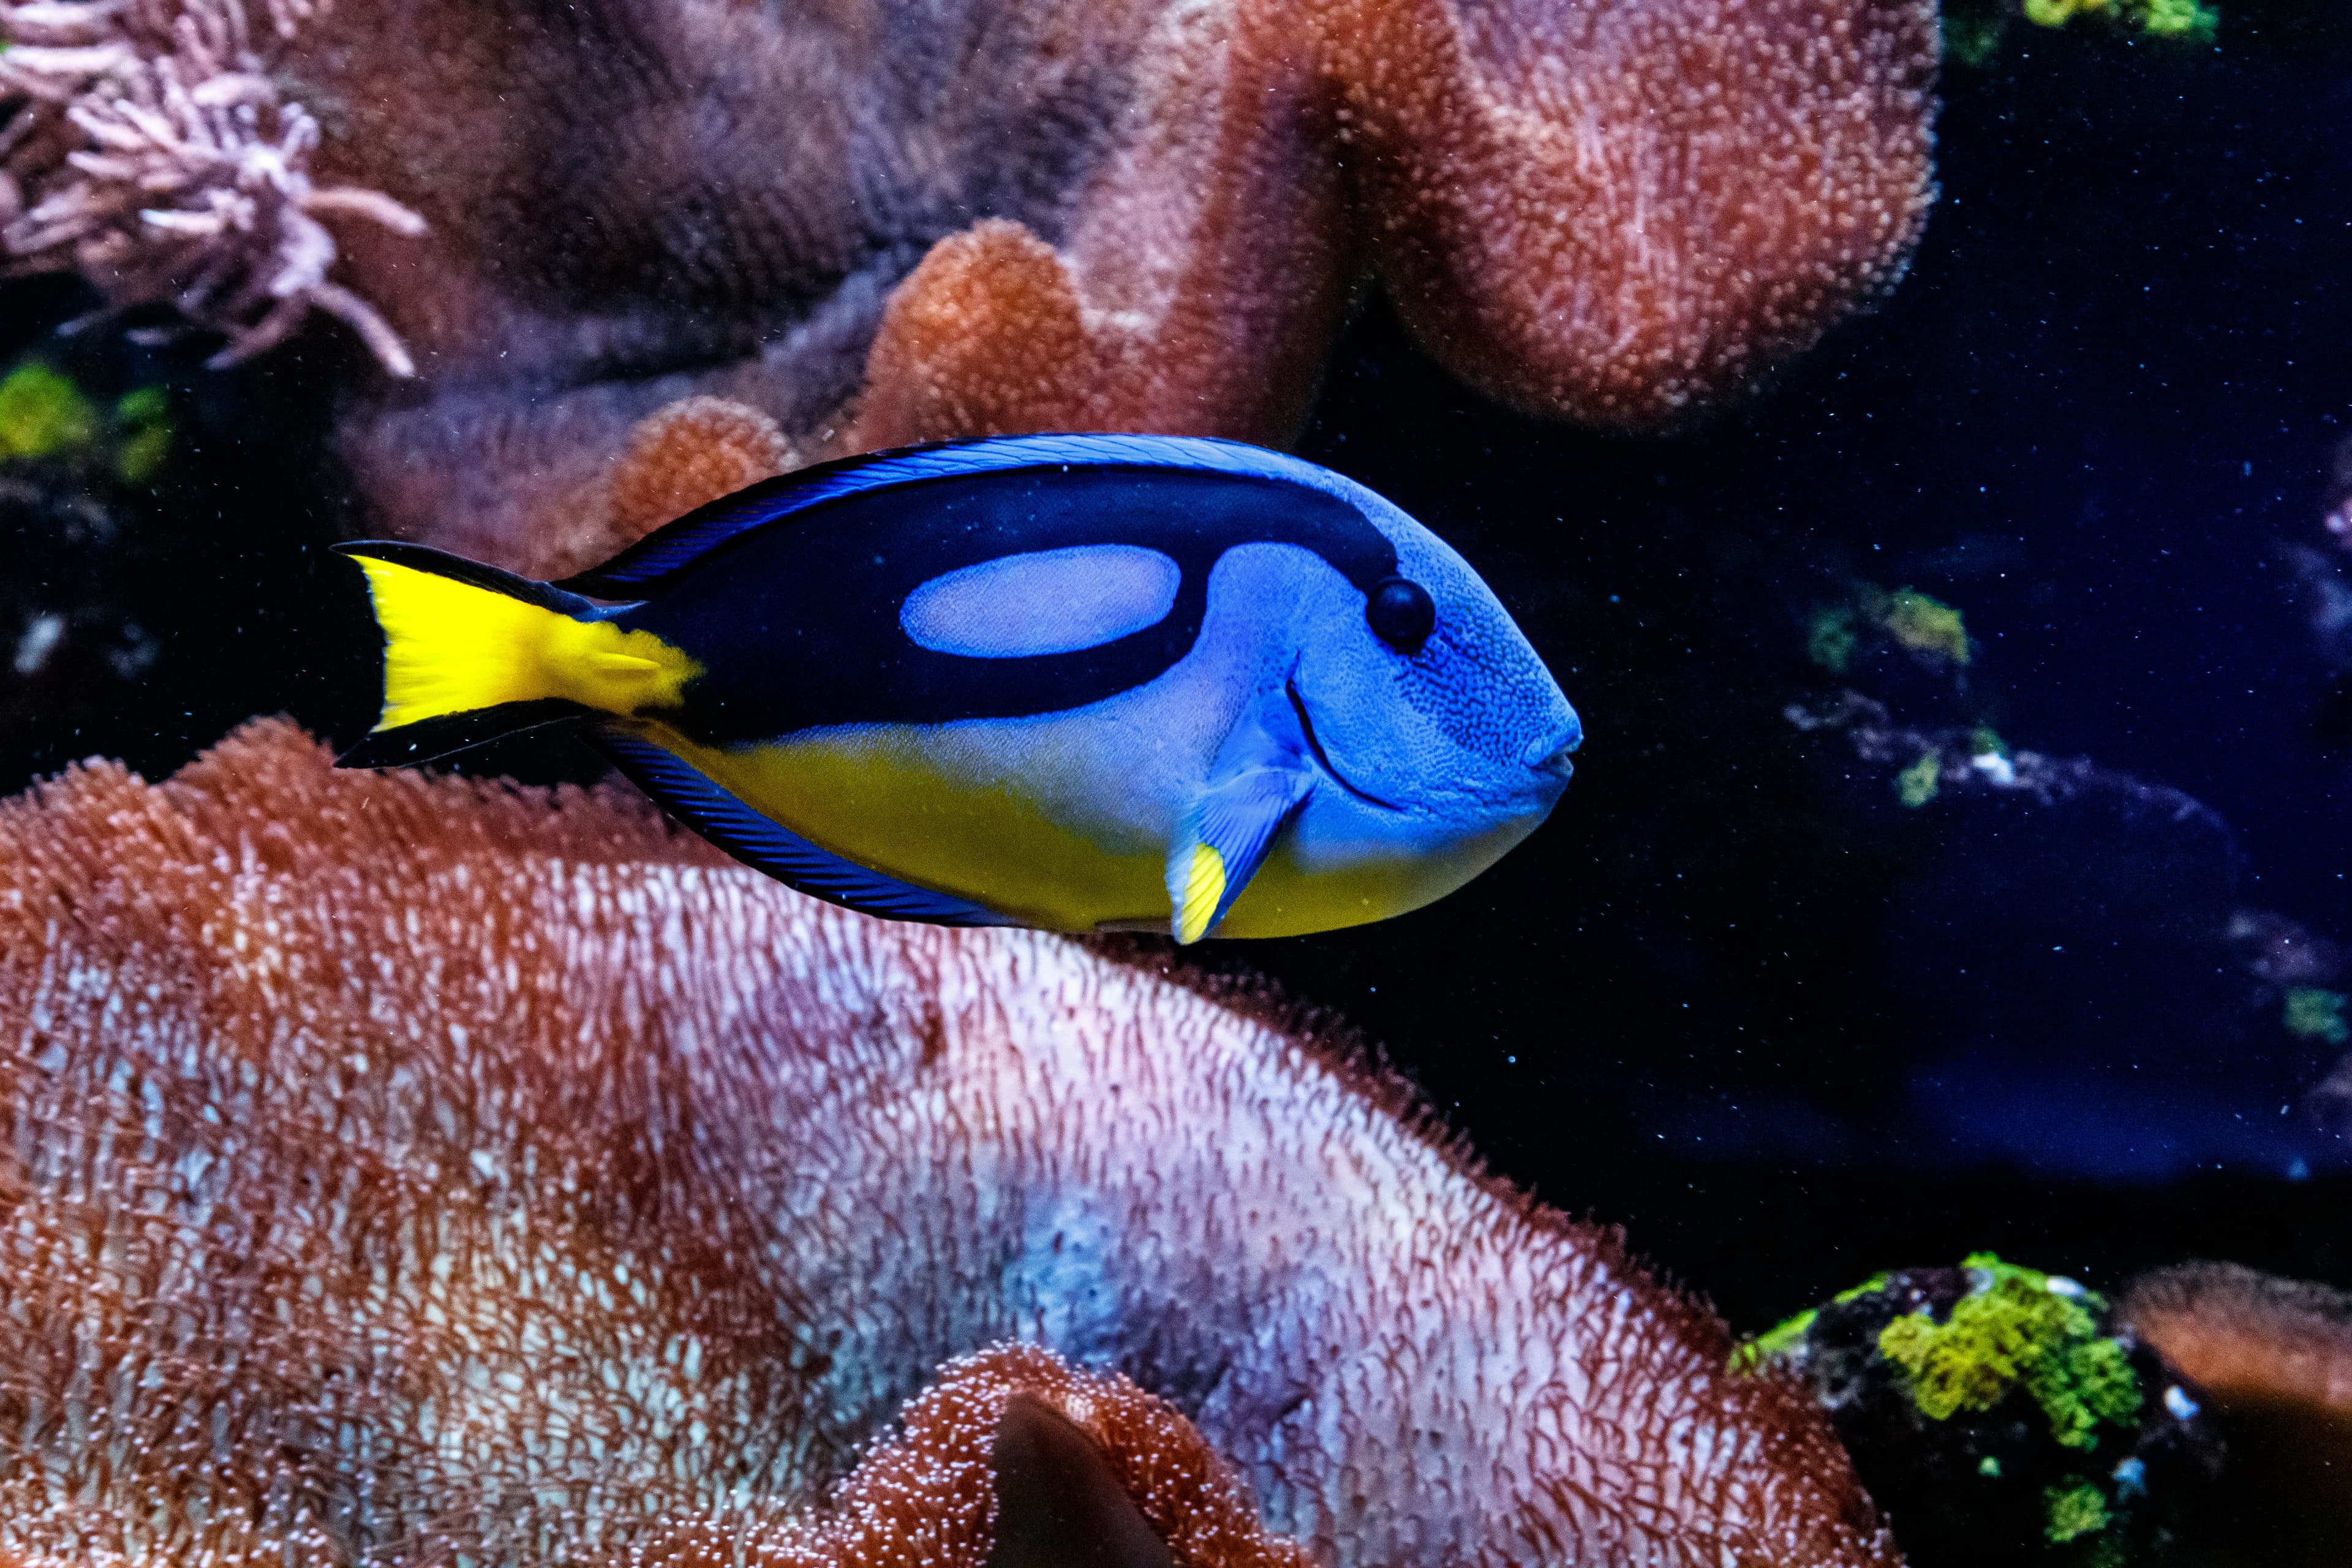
left=350, top=552, right=699, bottom=733
left=1166, top=757, right=1314, bottom=943
left=1174, top=843, right=1226, bottom=945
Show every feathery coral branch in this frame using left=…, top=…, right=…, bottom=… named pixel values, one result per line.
left=0, top=0, right=423, bottom=375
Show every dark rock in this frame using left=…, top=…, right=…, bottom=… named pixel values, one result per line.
left=1752, top=1256, right=2224, bottom=1565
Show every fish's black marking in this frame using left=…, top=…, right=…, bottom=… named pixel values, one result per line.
left=336, top=699, right=590, bottom=769
left=557, top=432, right=1376, bottom=597
left=615, top=464, right=1400, bottom=742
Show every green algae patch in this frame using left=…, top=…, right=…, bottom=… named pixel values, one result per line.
left=1949, top=0, right=2219, bottom=62
left=1732, top=1307, right=1819, bottom=1373
left=1807, top=582, right=1972, bottom=676
left=2044, top=1478, right=2112, bottom=1544
left=1730, top=1273, right=1891, bottom=1373
left=1733, top=1256, right=2210, bottom=1564
left=1882, top=588, right=1971, bottom=665
left=1875, top=1255, right=2140, bottom=1450
left=0, top=363, right=172, bottom=482
left=1837, top=1272, right=1891, bottom=1303
left=2134, top=0, right=2220, bottom=36
left=2023, top=0, right=2218, bottom=37
left=0, top=362, right=99, bottom=461
left=2283, top=986, right=2350, bottom=1046
left=1807, top=604, right=1860, bottom=676
left=1897, top=751, right=1942, bottom=808
left=111, top=386, right=175, bottom=484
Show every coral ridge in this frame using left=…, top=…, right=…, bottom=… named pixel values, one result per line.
left=0, top=719, right=1897, bottom=1566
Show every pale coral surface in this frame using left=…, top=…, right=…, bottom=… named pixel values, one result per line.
left=0, top=722, right=1893, bottom=1566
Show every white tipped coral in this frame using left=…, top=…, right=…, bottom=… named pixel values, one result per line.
left=0, top=0, right=423, bottom=374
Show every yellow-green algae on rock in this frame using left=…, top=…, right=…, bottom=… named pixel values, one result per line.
left=1734, top=1253, right=2216, bottom=1564
left=0, top=359, right=173, bottom=483
left=1874, top=1255, right=2142, bottom=1450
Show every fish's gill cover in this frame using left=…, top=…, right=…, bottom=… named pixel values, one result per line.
left=0, top=720, right=1893, bottom=1567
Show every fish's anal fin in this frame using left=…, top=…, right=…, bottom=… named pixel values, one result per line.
left=591, top=727, right=1014, bottom=929
left=1166, top=763, right=1312, bottom=943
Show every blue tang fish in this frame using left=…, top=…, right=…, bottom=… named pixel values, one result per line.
left=339, top=434, right=1580, bottom=941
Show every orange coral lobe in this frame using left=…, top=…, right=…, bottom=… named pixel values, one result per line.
left=652, top=1347, right=1313, bottom=1568
left=608, top=396, right=799, bottom=546
left=1322, top=0, right=1940, bottom=426
left=0, top=723, right=1896, bottom=1566
left=854, top=221, right=1099, bottom=448
left=2121, top=1262, right=2352, bottom=1555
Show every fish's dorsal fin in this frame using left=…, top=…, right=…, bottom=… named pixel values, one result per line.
left=591, top=728, right=1014, bottom=927
left=554, top=433, right=1368, bottom=598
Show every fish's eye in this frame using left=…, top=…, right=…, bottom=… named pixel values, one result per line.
left=1366, top=577, right=1435, bottom=654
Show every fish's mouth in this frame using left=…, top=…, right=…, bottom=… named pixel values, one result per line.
left=1523, top=722, right=1580, bottom=782
left=1286, top=679, right=1404, bottom=811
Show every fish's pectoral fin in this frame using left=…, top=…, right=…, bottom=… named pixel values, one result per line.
left=1166, top=762, right=1313, bottom=943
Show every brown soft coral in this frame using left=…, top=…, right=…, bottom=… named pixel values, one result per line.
left=606, top=394, right=798, bottom=545
left=4, top=0, right=1936, bottom=576
left=2120, top=1262, right=2352, bottom=1563
left=859, top=0, right=1942, bottom=448
left=0, top=720, right=1896, bottom=1567
left=646, top=1344, right=1315, bottom=1568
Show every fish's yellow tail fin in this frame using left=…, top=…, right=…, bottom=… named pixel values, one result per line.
left=337, top=542, right=700, bottom=766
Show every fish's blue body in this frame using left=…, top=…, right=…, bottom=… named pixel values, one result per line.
left=340, top=434, right=1580, bottom=941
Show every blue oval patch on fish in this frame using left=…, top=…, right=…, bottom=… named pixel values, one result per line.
left=337, top=433, right=1580, bottom=941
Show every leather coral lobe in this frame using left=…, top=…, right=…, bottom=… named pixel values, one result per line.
left=0, top=721, right=1896, bottom=1567
left=859, top=0, right=1942, bottom=446
left=5, top=0, right=1936, bottom=573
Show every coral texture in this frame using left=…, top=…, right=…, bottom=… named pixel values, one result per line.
left=645, top=1343, right=1316, bottom=1568
left=2123, top=1262, right=2352, bottom=1420
left=2119, top=1262, right=2352, bottom=1556
left=0, top=720, right=1895, bottom=1566
left=603, top=394, right=797, bottom=556
left=12, top=0, right=1937, bottom=576
left=0, top=0, right=426, bottom=373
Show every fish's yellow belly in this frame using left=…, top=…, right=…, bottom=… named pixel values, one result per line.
left=1218, top=813, right=1536, bottom=938
left=1213, top=852, right=1423, bottom=938
left=647, top=726, right=1166, bottom=933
